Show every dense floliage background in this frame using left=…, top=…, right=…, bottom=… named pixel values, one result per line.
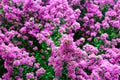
left=0, top=0, right=120, bottom=80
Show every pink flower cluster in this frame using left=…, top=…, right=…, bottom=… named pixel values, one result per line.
left=0, top=0, right=120, bottom=80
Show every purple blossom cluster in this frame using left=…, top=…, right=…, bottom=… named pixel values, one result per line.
left=0, top=0, right=120, bottom=80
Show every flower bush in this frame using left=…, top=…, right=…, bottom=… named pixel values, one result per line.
left=0, top=0, right=120, bottom=80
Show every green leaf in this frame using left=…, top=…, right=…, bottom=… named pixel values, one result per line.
left=41, top=41, right=47, bottom=50
left=30, top=78, right=34, bottom=80
left=94, top=37, right=98, bottom=43
left=60, top=18, right=66, bottom=25
left=94, top=16, right=102, bottom=22
left=80, top=8, right=87, bottom=18
left=102, top=4, right=109, bottom=15
left=0, top=9, right=3, bottom=13
left=38, top=24, right=44, bottom=29
left=75, top=67, right=79, bottom=70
